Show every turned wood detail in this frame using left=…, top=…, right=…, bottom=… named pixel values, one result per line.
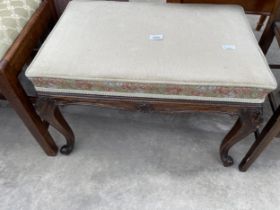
left=220, top=109, right=263, bottom=167
left=35, top=97, right=75, bottom=155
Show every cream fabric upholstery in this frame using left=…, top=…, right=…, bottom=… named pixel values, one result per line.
left=0, top=0, right=41, bottom=59
left=26, top=1, right=277, bottom=103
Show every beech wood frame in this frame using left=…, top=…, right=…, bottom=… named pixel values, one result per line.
left=0, top=0, right=279, bottom=171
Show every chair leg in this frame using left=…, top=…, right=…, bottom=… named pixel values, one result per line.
left=239, top=106, right=280, bottom=172
left=220, top=109, right=263, bottom=167
left=0, top=72, right=58, bottom=156
left=260, top=0, right=280, bottom=53
left=259, top=29, right=275, bottom=54
left=36, top=97, right=75, bottom=155
left=256, top=15, right=268, bottom=31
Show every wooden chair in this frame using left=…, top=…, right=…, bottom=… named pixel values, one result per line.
left=0, top=0, right=72, bottom=155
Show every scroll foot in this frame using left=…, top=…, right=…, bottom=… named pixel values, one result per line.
left=36, top=97, right=75, bottom=155
left=60, top=144, right=73, bottom=155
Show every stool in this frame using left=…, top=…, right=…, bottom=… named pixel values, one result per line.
left=26, top=1, right=277, bottom=170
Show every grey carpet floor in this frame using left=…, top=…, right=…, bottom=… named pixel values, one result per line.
left=1, top=2, right=280, bottom=210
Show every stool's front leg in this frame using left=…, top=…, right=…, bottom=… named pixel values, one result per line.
left=36, top=97, right=75, bottom=155
left=220, top=109, right=263, bottom=167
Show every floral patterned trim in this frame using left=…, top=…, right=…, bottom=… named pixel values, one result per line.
left=29, top=77, right=270, bottom=100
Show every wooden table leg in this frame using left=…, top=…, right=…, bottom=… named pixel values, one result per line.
left=239, top=106, right=280, bottom=171
left=220, top=109, right=263, bottom=167
left=0, top=71, right=58, bottom=156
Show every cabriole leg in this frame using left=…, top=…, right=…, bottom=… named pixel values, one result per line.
left=220, top=109, right=263, bottom=167
left=36, top=97, right=75, bottom=155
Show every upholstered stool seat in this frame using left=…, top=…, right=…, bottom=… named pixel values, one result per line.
left=26, top=1, right=277, bottom=103
left=0, top=0, right=41, bottom=59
